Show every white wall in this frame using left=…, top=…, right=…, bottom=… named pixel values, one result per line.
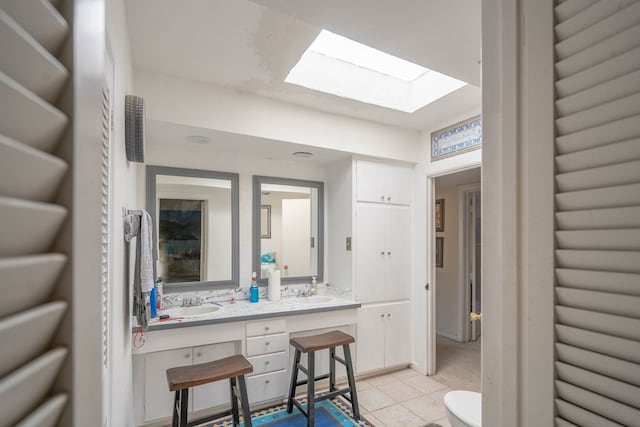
left=434, top=184, right=460, bottom=340
left=140, top=143, right=329, bottom=287
left=410, top=109, right=481, bottom=374
left=133, top=70, right=421, bottom=163
left=106, top=0, right=139, bottom=425
left=327, top=159, right=354, bottom=290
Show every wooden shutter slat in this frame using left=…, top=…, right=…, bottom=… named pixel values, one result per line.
left=555, top=92, right=640, bottom=135
left=556, top=206, right=640, bottom=230
left=556, top=229, right=640, bottom=251
left=556, top=114, right=640, bottom=154
left=556, top=249, right=640, bottom=274
left=555, top=138, right=640, bottom=173
left=556, top=268, right=640, bottom=296
left=556, top=325, right=640, bottom=364
left=556, top=362, right=640, bottom=409
left=555, top=24, right=640, bottom=79
left=556, top=1, right=640, bottom=60
left=0, top=0, right=68, bottom=54
left=556, top=381, right=640, bottom=426
left=556, top=287, right=640, bottom=318
left=556, top=343, right=640, bottom=387
left=555, top=183, right=640, bottom=211
left=555, top=399, right=625, bottom=427
left=556, top=46, right=640, bottom=98
left=555, top=159, right=640, bottom=192
left=556, top=305, right=640, bottom=341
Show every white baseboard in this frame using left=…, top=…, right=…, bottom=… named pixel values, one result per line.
left=436, top=330, right=462, bottom=342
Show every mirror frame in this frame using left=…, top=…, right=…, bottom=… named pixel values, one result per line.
left=253, top=175, right=324, bottom=284
left=146, top=165, right=240, bottom=292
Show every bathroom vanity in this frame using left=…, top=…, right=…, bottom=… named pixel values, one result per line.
left=132, top=297, right=359, bottom=426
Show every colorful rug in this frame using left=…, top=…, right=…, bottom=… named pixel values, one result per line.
left=203, top=397, right=373, bottom=427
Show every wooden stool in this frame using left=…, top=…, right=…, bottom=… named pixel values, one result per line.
left=286, top=330, right=360, bottom=426
left=166, top=354, right=253, bottom=427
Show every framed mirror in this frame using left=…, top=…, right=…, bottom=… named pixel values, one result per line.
left=253, top=176, right=324, bottom=284
left=147, top=166, right=239, bottom=291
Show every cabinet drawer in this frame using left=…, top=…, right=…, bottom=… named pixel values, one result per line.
left=246, top=319, right=286, bottom=337
left=247, top=351, right=288, bottom=376
left=246, top=370, right=288, bottom=404
left=246, top=333, right=288, bottom=356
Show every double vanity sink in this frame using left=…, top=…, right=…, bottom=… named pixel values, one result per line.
left=150, top=295, right=355, bottom=330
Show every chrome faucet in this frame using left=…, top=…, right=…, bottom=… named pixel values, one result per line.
left=298, top=284, right=311, bottom=297
left=182, top=296, right=201, bottom=307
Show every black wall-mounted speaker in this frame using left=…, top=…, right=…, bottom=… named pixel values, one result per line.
left=125, top=95, right=145, bottom=163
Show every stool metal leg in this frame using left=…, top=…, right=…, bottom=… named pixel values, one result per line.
left=343, top=344, right=360, bottom=420
left=329, top=347, right=336, bottom=392
left=230, top=376, right=240, bottom=427
left=287, top=349, right=301, bottom=413
left=237, top=375, right=253, bottom=427
left=179, top=388, right=189, bottom=426
left=172, top=391, right=179, bottom=427
left=307, top=352, right=315, bottom=427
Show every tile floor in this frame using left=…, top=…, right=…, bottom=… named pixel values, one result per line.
left=355, top=368, right=452, bottom=427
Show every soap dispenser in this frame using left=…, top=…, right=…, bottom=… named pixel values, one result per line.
left=310, top=276, right=318, bottom=296
left=249, top=272, right=259, bottom=303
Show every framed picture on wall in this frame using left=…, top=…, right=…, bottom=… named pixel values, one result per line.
left=260, top=205, right=271, bottom=238
left=435, top=198, right=445, bottom=232
left=436, top=237, right=444, bottom=268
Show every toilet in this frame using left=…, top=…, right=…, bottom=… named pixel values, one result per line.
left=444, top=390, right=481, bottom=427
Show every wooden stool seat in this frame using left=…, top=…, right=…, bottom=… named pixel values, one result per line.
left=287, top=330, right=359, bottom=427
left=167, top=354, right=253, bottom=427
left=289, top=330, right=355, bottom=353
left=167, top=354, right=253, bottom=391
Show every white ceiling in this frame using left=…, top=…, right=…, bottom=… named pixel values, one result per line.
left=435, top=166, right=481, bottom=188
left=124, top=0, right=481, bottom=131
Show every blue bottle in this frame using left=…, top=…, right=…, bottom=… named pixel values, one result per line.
left=249, top=272, right=259, bottom=303
left=150, top=286, right=158, bottom=317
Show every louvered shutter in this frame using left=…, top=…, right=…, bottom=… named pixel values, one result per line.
left=0, top=1, right=70, bottom=426
left=554, top=1, right=640, bottom=426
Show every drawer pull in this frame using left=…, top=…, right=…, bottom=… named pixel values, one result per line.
left=265, top=326, right=270, bottom=331
left=265, top=341, right=270, bottom=346
left=265, top=380, right=270, bottom=384
left=265, top=360, right=270, bottom=365
left=196, top=352, right=202, bottom=357
left=184, top=354, right=191, bottom=359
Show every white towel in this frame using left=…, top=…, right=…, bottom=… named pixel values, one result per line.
left=139, top=210, right=154, bottom=293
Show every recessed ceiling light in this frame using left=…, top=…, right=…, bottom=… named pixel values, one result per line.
left=292, top=151, right=313, bottom=158
left=285, top=30, right=467, bottom=113
left=184, top=135, right=211, bottom=144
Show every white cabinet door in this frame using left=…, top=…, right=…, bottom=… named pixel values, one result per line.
left=192, top=342, right=237, bottom=413
left=384, top=302, right=411, bottom=367
left=356, top=305, right=385, bottom=374
left=384, top=206, right=411, bottom=300
left=385, top=165, right=412, bottom=206
left=356, top=204, right=386, bottom=303
left=144, top=348, right=193, bottom=422
left=356, top=161, right=386, bottom=203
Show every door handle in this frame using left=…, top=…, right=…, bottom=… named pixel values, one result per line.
left=470, top=312, right=482, bottom=321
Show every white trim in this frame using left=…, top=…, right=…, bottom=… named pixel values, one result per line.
left=436, top=330, right=461, bottom=342
left=458, top=183, right=480, bottom=343
left=481, top=0, right=555, bottom=425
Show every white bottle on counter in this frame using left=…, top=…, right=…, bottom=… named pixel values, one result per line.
left=268, top=269, right=281, bottom=301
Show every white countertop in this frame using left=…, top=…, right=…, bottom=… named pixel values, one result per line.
left=145, top=295, right=361, bottom=331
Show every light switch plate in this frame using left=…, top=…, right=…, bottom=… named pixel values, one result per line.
left=346, top=237, right=352, bottom=251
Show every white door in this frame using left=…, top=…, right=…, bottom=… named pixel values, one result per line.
left=281, top=198, right=311, bottom=277
left=144, top=348, right=193, bottom=422
left=356, top=161, right=387, bottom=203
left=356, top=305, right=385, bottom=373
left=192, top=342, right=237, bottom=413
left=384, top=205, right=411, bottom=300
left=356, top=204, right=387, bottom=303
left=384, top=302, right=411, bottom=367
left=469, top=191, right=481, bottom=341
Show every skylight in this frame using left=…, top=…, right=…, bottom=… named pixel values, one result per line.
left=285, top=30, right=467, bottom=113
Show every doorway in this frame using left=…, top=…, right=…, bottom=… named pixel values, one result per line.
left=429, top=167, right=481, bottom=391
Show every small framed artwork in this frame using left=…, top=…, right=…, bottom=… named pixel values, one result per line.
left=435, top=237, right=444, bottom=268
left=260, top=205, right=271, bottom=238
left=435, top=198, right=445, bottom=232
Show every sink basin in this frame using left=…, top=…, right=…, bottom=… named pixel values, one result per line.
left=288, top=296, right=335, bottom=305
left=160, top=305, right=223, bottom=319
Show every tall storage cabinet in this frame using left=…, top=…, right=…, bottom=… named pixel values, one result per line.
left=353, top=159, right=412, bottom=374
